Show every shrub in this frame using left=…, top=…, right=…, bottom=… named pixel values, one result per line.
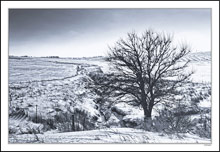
left=144, top=103, right=196, bottom=134
left=192, top=114, right=211, bottom=138
left=155, top=110, right=194, bottom=133
left=9, top=126, right=17, bottom=134
left=18, top=123, right=43, bottom=134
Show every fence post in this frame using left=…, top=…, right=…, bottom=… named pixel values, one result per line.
left=72, top=114, right=75, bottom=131
left=83, top=115, right=86, bottom=131
left=36, top=105, right=38, bottom=123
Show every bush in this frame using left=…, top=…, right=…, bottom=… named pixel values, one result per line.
left=192, top=114, right=211, bottom=138
left=154, top=109, right=194, bottom=133
left=191, top=96, right=203, bottom=103
left=142, top=102, right=196, bottom=134
left=27, top=112, right=43, bottom=123
left=18, top=123, right=43, bottom=134
left=9, top=126, right=17, bottom=134
left=53, top=109, right=97, bottom=132
left=57, top=122, right=72, bottom=132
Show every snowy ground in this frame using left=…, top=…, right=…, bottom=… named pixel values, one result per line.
left=8, top=52, right=211, bottom=143
left=9, top=128, right=211, bottom=144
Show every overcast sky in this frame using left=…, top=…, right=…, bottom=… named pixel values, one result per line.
left=9, top=9, right=211, bottom=57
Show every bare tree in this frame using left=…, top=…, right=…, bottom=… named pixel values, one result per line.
left=89, top=30, right=193, bottom=121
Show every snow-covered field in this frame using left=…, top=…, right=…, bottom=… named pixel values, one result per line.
left=8, top=52, right=211, bottom=143
left=9, top=128, right=210, bottom=144
left=9, top=52, right=211, bottom=84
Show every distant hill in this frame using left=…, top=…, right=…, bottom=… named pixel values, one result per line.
left=180, top=51, right=211, bottom=62
left=9, top=51, right=211, bottom=62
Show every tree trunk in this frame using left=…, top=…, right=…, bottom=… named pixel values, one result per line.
left=142, top=104, right=153, bottom=131
left=144, top=108, right=152, bottom=118
left=141, top=98, right=153, bottom=119
left=138, top=72, right=154, bottom=129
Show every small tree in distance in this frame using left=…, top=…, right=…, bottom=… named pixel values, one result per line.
left=89, top=29, right=193, bottom=122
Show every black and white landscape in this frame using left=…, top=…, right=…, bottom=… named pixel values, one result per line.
left=9, top=9, right=211, bottom=143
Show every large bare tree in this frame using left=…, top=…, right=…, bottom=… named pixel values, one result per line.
left=89, top=30, right=193, bottom=120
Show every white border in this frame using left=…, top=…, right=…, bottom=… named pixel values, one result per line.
left=1, top=1, right=219, bottom=151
